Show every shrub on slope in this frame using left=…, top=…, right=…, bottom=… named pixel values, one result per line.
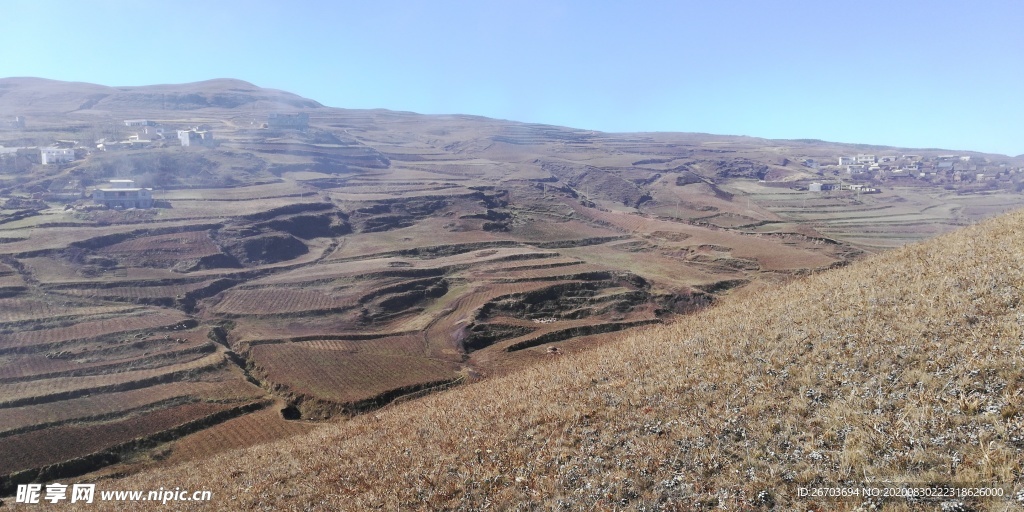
left=70, top=210, right=1024, bottom=511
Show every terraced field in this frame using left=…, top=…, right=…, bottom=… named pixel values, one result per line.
left=726, top=180, right=1024, bottom=250
left=1, top=78, right=1021, bottom=491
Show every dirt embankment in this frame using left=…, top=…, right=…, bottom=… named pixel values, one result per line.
left=541, top=161, right=653, bottom=208
left=268, top=378, right=462, bottom=421
left=504, top=319, right=661, bottom=352
left=359, top=277, right=450, bottom=323
left=218, top=233, right=308, bottom=266
left=0, top=400, right=270, bottom=497
left=349, top=197, right=455, bottom=233
left=478, top=274, right=650, bottom=320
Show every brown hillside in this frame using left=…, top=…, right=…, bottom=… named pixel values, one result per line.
left=0, top=77, right=321, bottom=114
left=49, top=208, right=1024, bottom=511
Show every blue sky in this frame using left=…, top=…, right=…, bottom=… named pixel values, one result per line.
left=1, top=0, right=1021, bottom=155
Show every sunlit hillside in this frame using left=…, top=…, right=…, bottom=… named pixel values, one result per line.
left=40, top=207, right=1023, bottom=511
left=44, top=208, right=1019, bottom=512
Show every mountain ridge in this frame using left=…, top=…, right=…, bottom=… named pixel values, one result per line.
left=0, top=77, right=1018, bottom=158
left=0, top=77, right=322, bottom=114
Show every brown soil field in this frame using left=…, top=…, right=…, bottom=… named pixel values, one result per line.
left=0, top=379, right=263, bottom=436
left=0, top=352, right=226, bottom=406
left=0, top=338, right=212, bottom=382
left=250, top=342, right=458, bottom=416
left=53, top=280, right=216, bottom=301
left=0, top=401, right=247, bottom=476
left=96, top=231, right=223, bottom=266
left=0, top=299, right=137, bottom=325
left=161, top=404, right=316, bottom=465
left=0, top=309, right=189, bottom=347
left=208, top=287, right=359, bottom=316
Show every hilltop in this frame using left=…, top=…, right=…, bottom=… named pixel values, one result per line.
left=51, top=206, right=1024, bottom=511
left=0, top=77, right=321, bottom=115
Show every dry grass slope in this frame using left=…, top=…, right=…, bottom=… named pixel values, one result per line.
left=30, top=217, right=1024, bottom=510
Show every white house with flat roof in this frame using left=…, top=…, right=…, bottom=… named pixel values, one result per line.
left=178, top=128, right=213, bottom=147
left=92, top=179, right=153, bottom=208
left=40, top=147, right=75, bottom=165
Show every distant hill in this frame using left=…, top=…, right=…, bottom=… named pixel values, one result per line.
left=0, top=77, right=321, bottom=114
left=76, top=206, right=1024, bottom=511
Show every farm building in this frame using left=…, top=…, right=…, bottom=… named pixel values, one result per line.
left=847, top=184, right=880, bottom=193
left=124, top=119, right=153, bottom=127
left=808, top=182, right=823, bottom=192
left=40, top=147, right=76, bottom=165
left=267, top=112, right=309, bottom=130
left=178, top=128, right=214, bottom=147
left=138, top=125, right=164, bottom=138
left=92, top=179, right=153, bottom=209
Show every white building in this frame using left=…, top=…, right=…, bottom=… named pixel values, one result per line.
left=855, top=154, right=877, bottom=164
left=40, top=147, right=75, bottom=165
left=178, top=128, right=214, bottom=147
left=139, top=125, right=163, bottom=137
left=808, top=182, right=823, bottom=192
left=92, top=180, right=153, bottom=209
left=123, top=119, right=153, bottom=127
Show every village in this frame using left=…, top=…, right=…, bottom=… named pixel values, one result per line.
left=803, top=152, right=1024, bottom=194
left=1, top=112, right=1023, bottom=209
left=0, top=113, right=310, bottom=206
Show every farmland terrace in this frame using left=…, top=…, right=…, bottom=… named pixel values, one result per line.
left=0, top=78, right=1022, bottom=489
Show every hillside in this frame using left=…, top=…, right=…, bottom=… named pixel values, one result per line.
left=35, top=208, right=1024, bottom=511
left=2, top=78, right=1024, bottom=500
left=0, top=77, right=321, bottom=115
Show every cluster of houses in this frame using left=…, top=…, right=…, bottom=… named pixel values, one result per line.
left=106, top=113, right=307, bottom=150
left=37, top=178, right=153, bottom=208
left=0, top=145, right=79, bottom=166
left=805, top=153, right=1024, bottom=192
left=807, top=181, right=880, bottom=194
left=97, top=119, right=214, bottom=150
left=0, top=112, right=312, bottom=209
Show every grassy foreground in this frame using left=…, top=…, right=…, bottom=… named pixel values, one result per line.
left=52, top=210, right=1024, bottom=510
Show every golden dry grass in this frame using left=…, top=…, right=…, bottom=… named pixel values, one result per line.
left=47, top=209, right=1024, bottom=511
